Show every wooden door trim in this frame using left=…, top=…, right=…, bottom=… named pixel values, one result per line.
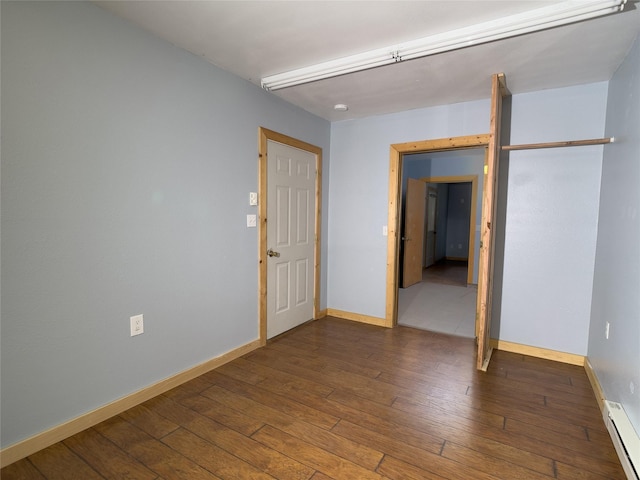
left=385, top=134, right=490, bottom=328
left=258, top=128, right=322, bottom=345
left=476, top=74, right=508, bottom=371
left=419, top=175, right=479, bottom=286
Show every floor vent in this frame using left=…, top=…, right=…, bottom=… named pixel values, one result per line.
left=604, top=400, right=640, bottom=480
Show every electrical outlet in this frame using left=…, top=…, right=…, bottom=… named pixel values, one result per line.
left=249, top=192, right=258, bottom=206
left=130, top=314, right=144, bottom=337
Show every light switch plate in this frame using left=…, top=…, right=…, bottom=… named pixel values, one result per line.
left=247, top=214, right=257, bottom=227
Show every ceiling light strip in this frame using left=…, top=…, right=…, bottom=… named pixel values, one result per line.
left=261, top=0, right=626, bottom=91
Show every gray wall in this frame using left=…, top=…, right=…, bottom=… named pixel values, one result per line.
left=496, top=83, right=607, bottom=354
left=328, top=82, right=608, bottom=354
left=588, top=34, right=640, bottom=435
left=1, top=1, right=330, bottom=448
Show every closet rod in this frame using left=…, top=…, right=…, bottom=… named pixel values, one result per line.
left=502, top=137, right=614, bottom=151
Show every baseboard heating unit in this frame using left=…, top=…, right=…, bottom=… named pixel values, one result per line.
left=604, top=400, right=640, bottom=480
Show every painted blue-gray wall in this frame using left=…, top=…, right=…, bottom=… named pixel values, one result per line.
left=329, top=82, right=608, bottom=354
left=0, top=1, right=330, bottom=448
left=588, top=34, right=640, bottom=436
left=329, top=102, right=489, bottom=318
left=496, top=82, right=608, bottom=354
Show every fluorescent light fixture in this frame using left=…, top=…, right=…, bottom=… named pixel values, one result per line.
left=261, top=0, right=626, bottom=91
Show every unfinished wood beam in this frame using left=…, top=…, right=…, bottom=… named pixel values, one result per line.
left=502, top=137, right=614, bottom=151
left=497, top=73, right=511, bottom=96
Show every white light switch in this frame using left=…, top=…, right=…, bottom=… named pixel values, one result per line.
left=382, top=226, right=388, bottom=236
left=249, top=192, right=258, bottom=206
left=247, top=214, right=257, bottom=227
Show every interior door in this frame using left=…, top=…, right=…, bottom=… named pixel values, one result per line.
left=402, top=178, right=426, bottom=288
left=266, top=140, right=315, bottom=338
left=476, top=73, right=509, bottom=371
left=424, top=186, right=438, bottom=268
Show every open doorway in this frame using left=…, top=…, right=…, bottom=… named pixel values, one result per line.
left=397, top=151, right=484, bottom=337
left=386, top=75, right=508, bottom=372
left=384, top=133, right=497, bottom=370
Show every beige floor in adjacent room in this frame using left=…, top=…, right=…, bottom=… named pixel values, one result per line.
left=398, top=260, right=477, bottom=338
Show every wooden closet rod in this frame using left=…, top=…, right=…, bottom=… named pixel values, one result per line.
left=502, top=137, right=614, bottom=151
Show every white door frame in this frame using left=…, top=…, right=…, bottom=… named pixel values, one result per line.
left=258, top=128, right=322, bottom=345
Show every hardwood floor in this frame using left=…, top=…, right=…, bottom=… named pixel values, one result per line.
left=422, top=259, right=468, bottom=286
left=2, top=317, right=625, bottom=479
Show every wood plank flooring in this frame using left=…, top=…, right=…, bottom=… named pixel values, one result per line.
left=423, top=260, right=468, bottom=286
left=2, top=317, right=625, bottom=479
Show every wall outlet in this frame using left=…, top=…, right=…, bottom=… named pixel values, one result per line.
left=249, top=192, right=258, bottom=206
left=130, top=314, right=144, bottom=337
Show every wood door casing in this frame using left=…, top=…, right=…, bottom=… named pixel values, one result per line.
left=386, top=135, right=490, bottom=329
left=258, top=128, right=322, bottom=345
left=419, top=175, right=478, bottom=286
left=386, top=75, right=507, bottom=373
left=476, top=73, right=509, bottom=371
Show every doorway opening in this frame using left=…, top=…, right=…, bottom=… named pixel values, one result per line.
left=387, top=75, right=507, bottom=372
left=385, top=134, right=493, bottom=342
left=397, top=152, right=483, bottom=338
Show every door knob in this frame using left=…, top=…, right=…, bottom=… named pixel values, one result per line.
left=267, top=248, right=280, bottom=258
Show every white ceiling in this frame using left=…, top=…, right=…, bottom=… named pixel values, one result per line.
left=94, top=1, right=640, bottom=121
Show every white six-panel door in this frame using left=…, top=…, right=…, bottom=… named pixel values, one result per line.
left=266, top=140, right=315, bottom=338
